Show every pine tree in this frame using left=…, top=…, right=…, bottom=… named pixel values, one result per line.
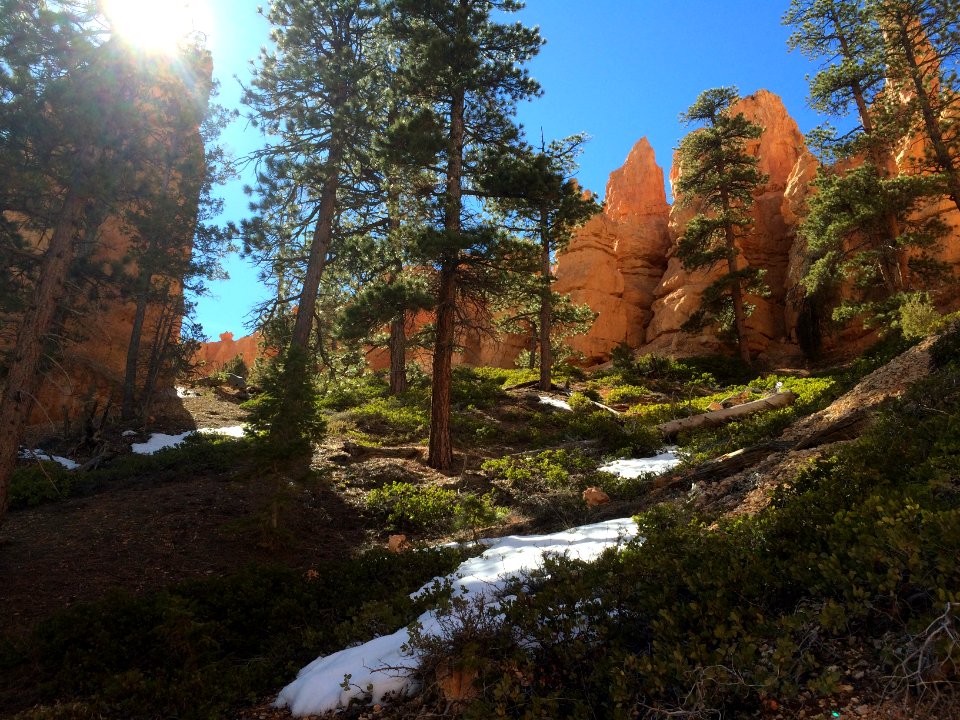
left=869, top=0, right=960, bottom=214
left=482, top=134, right=601, bottom=389
left=0, top=3, right=205, bottom=524
left=674, top=87, right=767, bottom=366
left=785, top=0, right=954, bottom=335
left=386, top=0, right=542, bottom=470
left=242, top=0, right=382, bottom=439
left=115, top=53, right=228, bottom=422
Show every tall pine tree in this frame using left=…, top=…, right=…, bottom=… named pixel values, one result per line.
left=482, top=134, right=600, bottom=389
left=242, top=0, right=382, bottom=440
left=674, top=87, right=767, bottom=366
left=386, top=0, right=542, bottom=470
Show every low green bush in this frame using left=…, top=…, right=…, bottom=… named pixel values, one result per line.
left=366, top=481, right=458, bottom=532
left=409, top=362, right=960, bottom=719
left=0, top=549, right=468, bottom=719
left=366, top=481, right=507, bottom=536
left=482, top=449, right=597, bottom=493
left=344, top=394, right=429, bottom=445
left=10, top=434, right=254, bottom=510
left=603, top=384, right=649, bottom=404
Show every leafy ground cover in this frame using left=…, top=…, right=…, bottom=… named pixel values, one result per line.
left=4, top=333, right=949, bottom=719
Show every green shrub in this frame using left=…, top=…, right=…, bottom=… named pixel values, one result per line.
left=406, top=360, right=960, bottom=719
left=345, top=395, right=429, bottom=445
left=604, top=384, right=649, bottom=404
left=567, top=391, right=594, bottom=413
left=898, top=292, right=942, bottom=340
left=9, top=462, right=73, bottom=508
left=1, top=549, right=468, bottom=719
left=220, top=354, right=249, bottom=379
left=482, top=449, right=597, bottom=493
left=10, top=435, right=254, bottom=510
left=366, top=482, right=459, bottom=532
left=316, top=373, right=391, bottom=412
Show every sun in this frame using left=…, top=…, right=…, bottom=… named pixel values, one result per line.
left=103, top=0, right=211, bottom=54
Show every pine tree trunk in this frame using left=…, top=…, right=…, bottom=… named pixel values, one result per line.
left=720, top=185, right=751, bottom=366
left=389, top=314, right=407, bottom=395
left=290, top=140, right=344, bottom=351
left=894, top=20, right=960, bottom=214
left=428, top=85, right=466, bottom=472
left=428, top=264, right=456, bottom=470
left=538, top=207, right=553, bottom=391
left=121, top=290, right=150, bottom=422
left=0, top=186, right=87, bottom=526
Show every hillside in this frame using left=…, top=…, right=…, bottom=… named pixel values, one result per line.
left=2, top=330, right=959, bottom=719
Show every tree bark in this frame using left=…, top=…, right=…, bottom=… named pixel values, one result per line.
left=894, top=18, right=960, bottom=214
left=121, top=289, right=149, bottom=421
left=656, top=392, right=796, bottom=438
left=538, top=205, right=553, bottom=391
left=428, top=85, right=466, bottom=472
left=723, top=205, right=751, bottom=366
left=428, top=264, right=456, bottom=470
left=290, top=139, right=344, bottom=351
left=0, top=186, right=87, bottom=526
left=389, top=314, right=408, bottom=395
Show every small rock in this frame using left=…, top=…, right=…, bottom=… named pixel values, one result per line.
left=856, top=705, right=870, bottom=716
left=387, top=534, right=410, bottom=553
left=582, top=487, right=610, bottom=507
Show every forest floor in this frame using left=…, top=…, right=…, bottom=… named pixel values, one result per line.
left=2, top=343, right=957, bottom=719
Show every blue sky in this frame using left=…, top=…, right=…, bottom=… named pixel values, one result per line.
left=192, top=0, right=826, bottom=340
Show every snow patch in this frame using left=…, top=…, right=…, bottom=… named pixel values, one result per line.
left=538, top=395, right=572, bottom=411
left=131, top=426, right=246, bottom=454
left=599, top=448, right=682, bottom=478
left=18, top=449, right=80, bottom=470
left=275, top=518, right=638, bottom=716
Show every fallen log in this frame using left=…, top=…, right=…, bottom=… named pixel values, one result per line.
left=656, top=391, right=797, bottom=438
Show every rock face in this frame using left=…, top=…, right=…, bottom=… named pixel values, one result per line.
left=4, top=51, right=212, bottom=431
left=644, top=90, right=806, bottom=362
left=195, top=332, right=263, bottom=374
left=554, top=138, right=672, bottom=363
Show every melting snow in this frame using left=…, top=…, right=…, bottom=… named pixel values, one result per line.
left=538, top=395, right=572, bottom=411
left=131, top=426, right=246, bottom=454
left=18, top=449, right=80, bottom=470
left=275, top=518, right=638, bottom=716
left=599, top=448, right=681, bottom=478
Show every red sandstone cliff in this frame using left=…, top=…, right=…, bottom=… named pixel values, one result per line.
left=554, top=138, right=672, bottom=363
left=3, top=51, right=213, bottom=431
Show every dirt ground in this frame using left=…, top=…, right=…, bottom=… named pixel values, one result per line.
left=0, top=389, right=374, bottom=638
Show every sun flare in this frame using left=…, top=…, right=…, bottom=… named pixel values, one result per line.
left=103, top=0, right=211, bottom=54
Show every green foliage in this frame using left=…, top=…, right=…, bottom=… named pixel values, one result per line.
left=898, top=292, right=942, bottom=340
left=341, top=392, right=429, bottom=446
left=674, top=87, right=768, bottom=361
left=451, top=366, right=509, bottom=409
left=366, top=481, right=458, bottom=532
left=0, top=548, right=467, bottom=719
left=482, top=449, right=597, bottom=493
left=567, top=391, right=594, bottom=413
left=366, top=481, right=504, bottom=536
left=219, top=354, right=249, bottom=379
left=241, top=347, right=325, bottom=451
left=410, top=361, right=960, bottom=718
left=603, top=384, right=649, bottom=405
left=10, top=435, right=253, bottom=510
left=453, top=493, right=507, bottom=539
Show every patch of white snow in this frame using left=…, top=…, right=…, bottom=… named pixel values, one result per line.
left=538, top=395, right=572, bottom=411
left=599, top=448, right=681, bottom=478
left=131, top=426, right=246, bottom=454
left=275, top=518, right=638, bottom=716
left=18, top=449, right=80, bottom=470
